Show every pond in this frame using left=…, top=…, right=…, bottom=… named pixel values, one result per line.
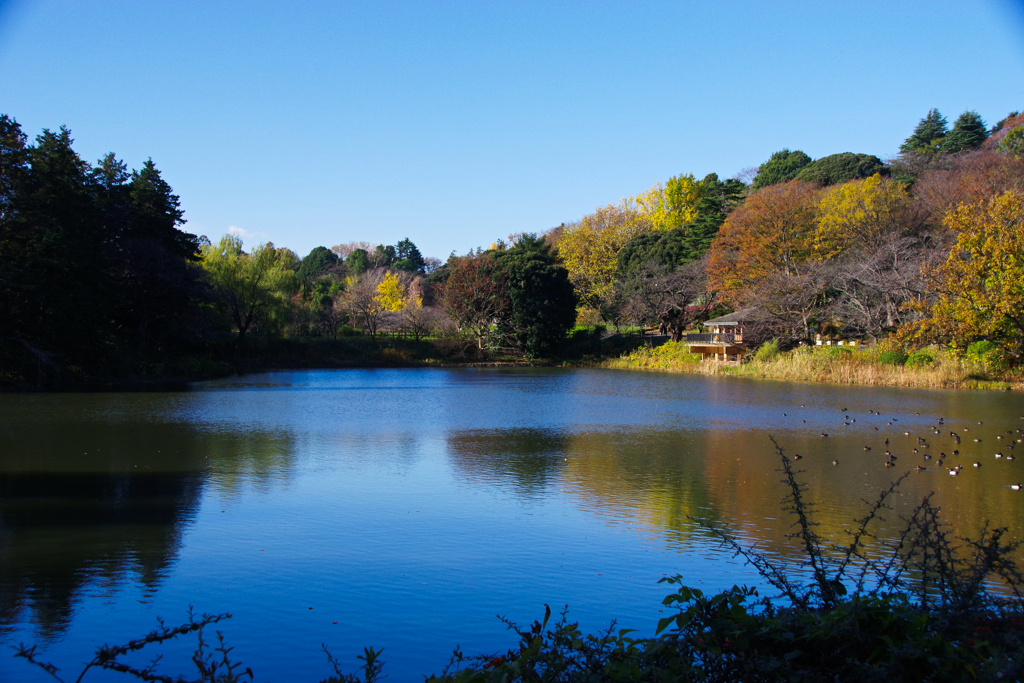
left=2, top=368, right=1022, bottom=681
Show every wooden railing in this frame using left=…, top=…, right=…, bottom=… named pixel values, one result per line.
left=686, top=333, right=739, bottom=344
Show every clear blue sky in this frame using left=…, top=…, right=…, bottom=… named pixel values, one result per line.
left=2, top=0, right=1023, bottom=261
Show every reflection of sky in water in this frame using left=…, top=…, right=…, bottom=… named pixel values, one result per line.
left=1, top=369, right=1022, bottom=681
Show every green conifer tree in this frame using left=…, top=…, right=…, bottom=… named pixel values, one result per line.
left=940, top=110, right=987, bottom=154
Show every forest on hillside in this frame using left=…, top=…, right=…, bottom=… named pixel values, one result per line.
left=2, top=107, right=1023, bottom=388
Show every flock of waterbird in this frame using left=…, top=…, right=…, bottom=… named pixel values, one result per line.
left=786, top=405, right=1024, bottom=491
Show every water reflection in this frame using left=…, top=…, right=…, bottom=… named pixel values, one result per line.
left=0, top=393, right=299, bottom=638
left=0, top=471, right=204, bottom=637
left=1, top=370, right=1022, bottom=682
left=447, top=428, right=572, bottom=497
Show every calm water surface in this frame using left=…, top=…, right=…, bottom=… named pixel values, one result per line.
left=2, top=368, right=1023, bottom=681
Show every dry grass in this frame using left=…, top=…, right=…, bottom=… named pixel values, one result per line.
left=605, top=342, right=1024, bottom=390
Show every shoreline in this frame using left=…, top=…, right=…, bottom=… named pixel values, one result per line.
left=5, top=336, right=1022, bottom=392
left=600, top=340, right=1023, bottom=391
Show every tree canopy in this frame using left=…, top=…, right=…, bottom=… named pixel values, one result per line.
left=752, top=149, right=812, bottom=189
left=794, top=153, right=887, bottom=187
left=707, top=180, right=821, bottom=301
left=346, top=248, right=370, bottom=275
left=496, top=234, right=577, bottom=357
left=394, top=237, right=426, bottom=273
left=940, top=111, right=988, bottom=154
left=0, top=117, right=207, bottom=385
left=814, top=174, right=917, bottom=258
left=906, top=191, right=1024, bottom=361
left=297, top=246, right=339, bottom=282
left=900, top=108, right=948, bottom=155
left=200, top=235, right=297, bottom=347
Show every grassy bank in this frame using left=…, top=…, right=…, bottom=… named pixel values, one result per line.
left=605, top=340, right=1024, bottom=390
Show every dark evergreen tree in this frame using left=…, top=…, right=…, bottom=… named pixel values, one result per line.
left=940, top=111, right=987, bottom=154
left=496, top=234, right=577, bottom=358
left=688, top=173, right=745, bottom=254
left=0, top=114, right=28, bottom=224
left=900, top=108, right=948, bottom=154
left=1, top=119, right=209, bottom=385
left=347, top=248, right=370, bottom=274
left=128, top=159, right=196, bottom=259
left=109, top=157, right=206, bottom=354
left=752, top=149, right=812, bottom=189
left=394, top=237, right=425, bottom=272
left=297, top=246, right=339, bottom=282
left=616, top=231, right=665, bottom=279
left=794, top=153, right=887, bottom=186
left=0, top=127, right=113, bottom=380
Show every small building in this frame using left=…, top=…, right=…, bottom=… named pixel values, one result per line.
left=685, top=308, right=758, bottom=362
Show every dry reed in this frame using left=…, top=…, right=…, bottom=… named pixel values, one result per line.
left=605, top=342, right=1024, bottom=390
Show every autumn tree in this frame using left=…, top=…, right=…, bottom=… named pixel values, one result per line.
left=827, top=235, right=937, bottom=340
left=914, top=147, right=1024, bottom=220
left=813, top=174, right=925, bottom=258
left=617, top=257, right=717, bottom=341
left=402, top=290, right=444, bottom=342
left=331, top=241, right=378, bottom=258
left=558, top=199, right=654, bottom=309
left=741, top=262, right=832, bottom=343
left=340, top=268, right=389, bottom=337
left=439, top=257, right=509, bottom=350
left=661, top=174, right=703, bottom=229
left=707, top=181, right=822, bottom=302
left=422, top=256, right=443, bottom=274
left=375, top=271, right=407, bottom=313
left=903, top=191, right=1024, bottom=360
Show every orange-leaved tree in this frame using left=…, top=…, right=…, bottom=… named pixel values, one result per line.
left=706, top=181, right=821, bottom=304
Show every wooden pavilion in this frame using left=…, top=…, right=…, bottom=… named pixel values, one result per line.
left=685, top=308, right=759, bottom=362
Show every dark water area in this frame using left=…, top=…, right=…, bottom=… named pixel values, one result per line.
left=1, top=369, right=1022, bottom=681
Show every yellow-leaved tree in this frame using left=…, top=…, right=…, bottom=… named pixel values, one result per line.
left=814, top=174, right=918, bottom=258
left=901, top=191, right=1024, bottom=359
left=559, top=200, right=652, bottom=309
left=663, top=173, right=703, bottom=229
left=374, top=271, right=407, bottom=312
left=560, top=177, right=704, bottom=310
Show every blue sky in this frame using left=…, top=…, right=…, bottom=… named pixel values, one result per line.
left=2, top=1, right=1023, bottom=261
